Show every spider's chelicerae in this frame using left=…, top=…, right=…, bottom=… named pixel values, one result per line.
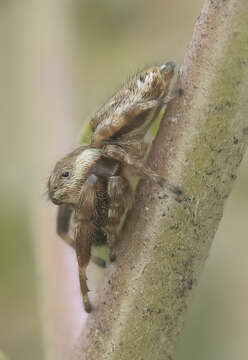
left=48, top=61, right=182, bottom=312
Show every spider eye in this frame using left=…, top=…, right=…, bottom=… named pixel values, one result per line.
left=61, top=171, right=69, bottom=178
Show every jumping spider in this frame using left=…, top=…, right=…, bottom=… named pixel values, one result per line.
left=48, top=61, right=181, bottom=313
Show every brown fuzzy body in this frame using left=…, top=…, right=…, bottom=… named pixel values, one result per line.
left=48, top=62, right=178, bottom=312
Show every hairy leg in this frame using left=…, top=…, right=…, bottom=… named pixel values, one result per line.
left=106, top=175, right=133, bottom=261
left=57, top=204, right=105, bottom=267
left=74, top=221, right=95, bottom=313
left=57, top=204, right=75, bottom=248
left=77, top=174, right=109, bottom=268
left=103, top=144, right=182, bottom=195
left=103, top=144, right=162, bottom=184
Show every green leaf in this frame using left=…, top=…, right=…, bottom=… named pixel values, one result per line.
left=80, top=122, right=93, bottom=144
left=149, top=107, right=165, bottom=137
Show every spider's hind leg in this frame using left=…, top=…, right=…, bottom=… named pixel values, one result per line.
left=103, top=144, right=163, bottom=185
left=103, top=144, right=182, bottom=196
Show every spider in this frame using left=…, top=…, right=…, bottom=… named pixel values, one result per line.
left=48, top=61, right=181, bottom=312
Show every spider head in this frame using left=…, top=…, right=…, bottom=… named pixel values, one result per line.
left=48, top=146, right=101, bottom=207
left=48, top=158, right=75, bottom=206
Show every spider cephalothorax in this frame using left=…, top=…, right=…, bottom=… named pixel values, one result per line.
left=48, top=62, right=180, bottom=312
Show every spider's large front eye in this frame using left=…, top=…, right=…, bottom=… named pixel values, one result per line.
left=61, top=171, right=69, bottom=178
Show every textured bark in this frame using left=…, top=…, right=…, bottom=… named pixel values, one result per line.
left=72, top=0, right=248, bottom=359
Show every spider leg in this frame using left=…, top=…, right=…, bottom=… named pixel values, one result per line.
left=74, top=174, right=111, bottom=312
left=57, top=198, right=106, bottom=268
left=57, top=204, right=75, bottom=248
left=78, top=174, right=109, bottom=269
left=103, top=144, right=161, bottom=183
left=103, top=144, right=182, bottom=195
left=74, top=220, right=93, bottom=313
left=106, top=175, right=133, bottom=261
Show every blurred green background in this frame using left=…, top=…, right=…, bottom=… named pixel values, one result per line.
left=1, top=1, right=248, bottom=359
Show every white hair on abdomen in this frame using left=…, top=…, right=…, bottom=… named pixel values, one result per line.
left=136, top=71, right=155, bottom=93
left=72, top=148, right=101, bottom=184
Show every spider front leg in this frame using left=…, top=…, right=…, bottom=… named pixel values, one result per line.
left=57, top=204, right=106, bottom=267
left=106, top=175, right=133, bottom=261
left=74, top=220, right=93, bottom=313
left=75, top=173, right=113, bottom=312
